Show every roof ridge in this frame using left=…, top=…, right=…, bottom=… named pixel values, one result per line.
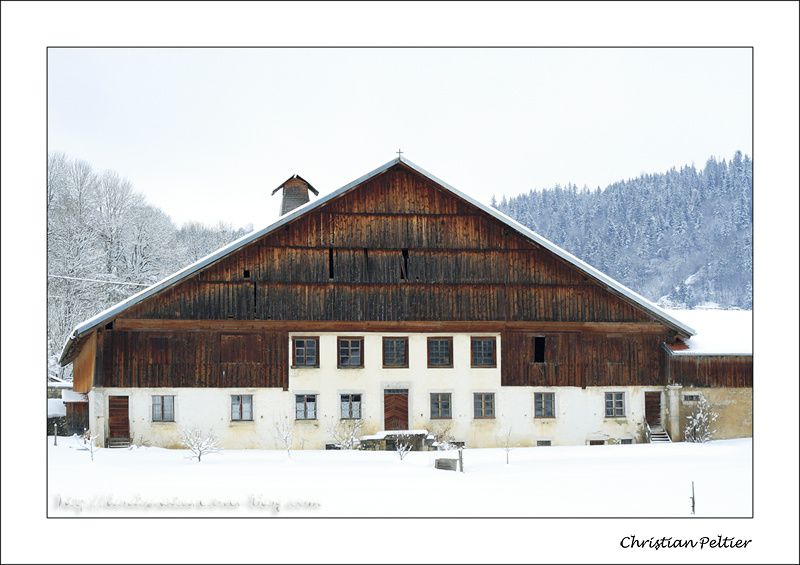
left=59, top=156, right=694, bottom=364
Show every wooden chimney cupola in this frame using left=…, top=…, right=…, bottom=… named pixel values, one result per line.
left=272, top=175, right=319, bottom=216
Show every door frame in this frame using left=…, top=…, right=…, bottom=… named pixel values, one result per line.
left=644, top=390, right=662, bottom=426
left=383, top=388, right=410, bottom=431
left=107, top=395, right=130, bottom=439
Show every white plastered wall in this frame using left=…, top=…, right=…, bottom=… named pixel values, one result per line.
left=89, top=332, right=665, bottom=448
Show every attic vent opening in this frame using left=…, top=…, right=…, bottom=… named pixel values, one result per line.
left=533, top=336, right=546, bottom=363
left=105, top=321, right=114, bottom=330
left=328, top=248, right=334, bottom=280
left=243, top=269, right=250, bottom=279
left=400, top=248, right=409, bottom=280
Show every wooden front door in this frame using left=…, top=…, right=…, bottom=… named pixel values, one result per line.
left=644, top=392, right=661, bottom=426
left=108, top=396, right=130, bottom=439
left=384, top=389, right=409, bottom=430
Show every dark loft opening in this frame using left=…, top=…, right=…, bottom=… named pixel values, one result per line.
left=328, top=247, right=334, bottom=280
left=400, top=248, right=409, bottom=280
left=105, top=321, right=114, bottom=330
left=243, top=269, right=250, bottom=279
left=534, top=336, right=546, bottom=363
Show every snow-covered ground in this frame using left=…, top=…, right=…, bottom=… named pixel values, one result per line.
left=47, top=437, right=751, bottom=517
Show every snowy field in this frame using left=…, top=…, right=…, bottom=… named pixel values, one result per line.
left=47, top=437, right=751, bottom=517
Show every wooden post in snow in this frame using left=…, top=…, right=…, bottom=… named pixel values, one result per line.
left=458, top=447, right=464, bottom=473
left=690, top=481, right=695, bottom=515
left=53, top=422, right=57, bottom=446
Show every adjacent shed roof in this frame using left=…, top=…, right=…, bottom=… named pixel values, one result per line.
left=48, top=398, right=66, bottom=418
left=665, top=309, right=752, bottom=356
left=59, top=156, right=695, bottom=364
left=62, top=390, right=89, bottom=403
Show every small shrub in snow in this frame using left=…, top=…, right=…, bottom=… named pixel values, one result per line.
left=327, top=418, right=363, bottom=450
left=429, top=421, right=456, bottom=450
left=501, top=427, right=513, bottom=464
left=132, top=434, right=151, bottom=448
left=180, top=427, right=222, bottom=462
left=684, top=396, right=718, bottom=443
left=394, top=433, right=414, bottom=461
left=79, top=429, right=99, bottom=461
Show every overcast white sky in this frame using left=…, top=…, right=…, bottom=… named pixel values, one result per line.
left=48, top=48, right=751, bottom=228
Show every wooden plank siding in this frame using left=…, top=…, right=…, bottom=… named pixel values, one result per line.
left=100, top=330, right=288, bottom=389
left=72, top=332, right=96, bottom=393
left=121, top=167, right=655, bottom=325
left=668, top=355, right=753, bottom=388
left=501, top=331, right=669, bottom=387
left=91, top=164, right=681, bottom=390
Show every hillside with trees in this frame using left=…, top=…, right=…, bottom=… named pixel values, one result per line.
left=494, top=152, right=752, bottom=311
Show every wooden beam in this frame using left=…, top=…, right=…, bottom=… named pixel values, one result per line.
left=114, top=318, right=667, bottom=334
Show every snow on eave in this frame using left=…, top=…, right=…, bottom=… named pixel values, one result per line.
left=59, top=156, right=694, bottom=364
left=668, top=351, right=753, bottom=357
left=62, top=389, right=88, bottom=403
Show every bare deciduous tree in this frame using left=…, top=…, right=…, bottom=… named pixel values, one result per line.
left=47, top=152, right=252, bottom=384
left=327, top=418, right=363, bottom=450
left=274, top=417, right=293, bottom=457
left=180, top=427, right=222, bottom=462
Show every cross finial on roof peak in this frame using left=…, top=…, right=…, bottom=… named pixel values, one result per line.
left=396, top=148, right=403, bottom=159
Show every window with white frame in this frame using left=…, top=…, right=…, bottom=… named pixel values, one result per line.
left=604, top=392, right=625, bottom=417
left=231, top=394, right=253, bottom=421
left=152, top=395, right=174, bottom=422
left=295, top=394, right=317, bottom=420
left=340, top=394, right=361, bottom=419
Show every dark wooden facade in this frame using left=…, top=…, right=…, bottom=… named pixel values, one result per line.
left=501, top=331, right=670, bottom=387
left=667, top=355, right=752, bottom=387
left=98, top=328, right=288, bottom=389
left=73, top=162, right=710, bottom=392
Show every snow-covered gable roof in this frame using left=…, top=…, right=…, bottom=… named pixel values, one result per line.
left=62, top=389, right=89, bottom=403
left=48, top=375, right=73, bottom=389
left=665, top=309, right=752, bottom=356
left=60, top=156, right=695, bottom=364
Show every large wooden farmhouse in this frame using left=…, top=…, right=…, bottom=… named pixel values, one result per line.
left=59, top=156, right=752, bottom=449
